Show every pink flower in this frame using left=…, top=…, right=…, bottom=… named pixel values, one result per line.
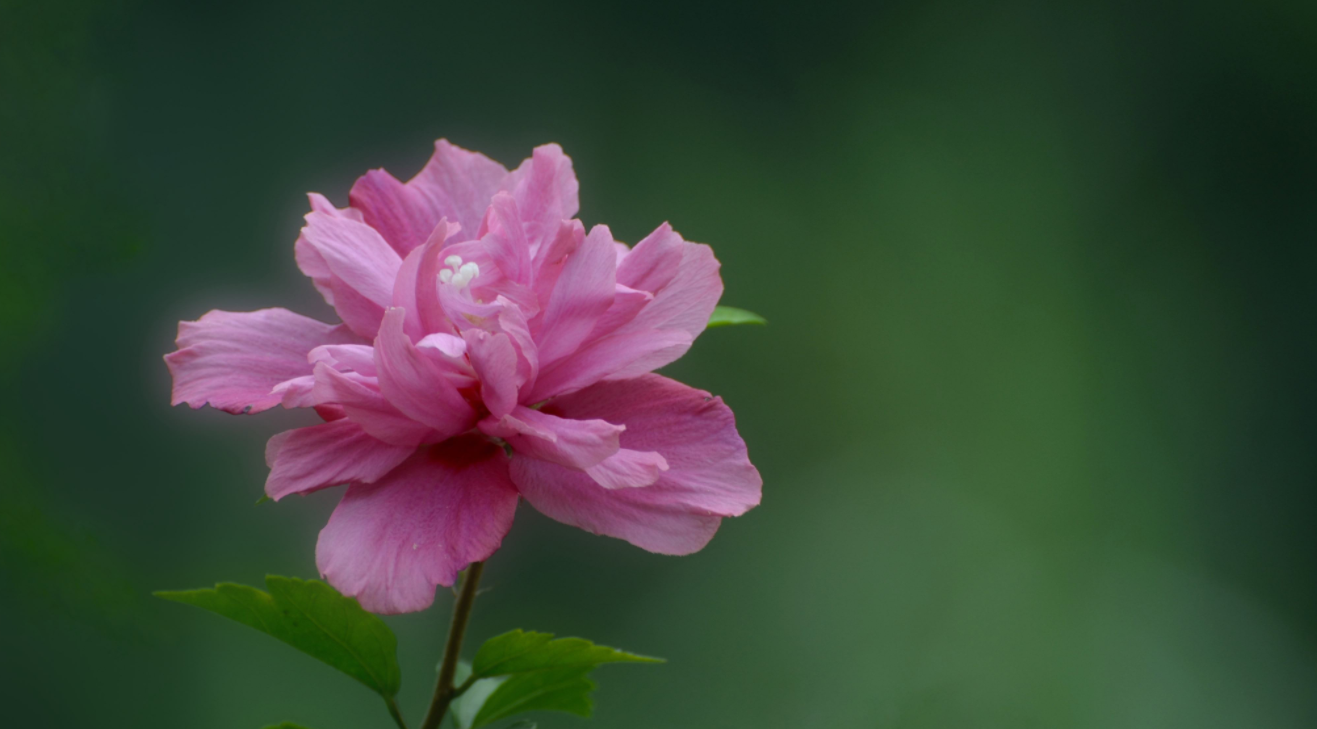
left=165, top=141, right=762, bottom=614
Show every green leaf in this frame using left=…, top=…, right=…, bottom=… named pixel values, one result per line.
left=451, top=661, right=508, bottom=729
left=261, top=724, right=313, bottom=729
left=471, top=668, right=595, bottom=728
left=472, top=630, right=662, bottom=678
left=254, top=494, right=271, bottom=505
left=156, top=576, right=400, bottom=698
left=464, top=630, right=662, bottom=728
left=707, top=305, right=766, bottom=327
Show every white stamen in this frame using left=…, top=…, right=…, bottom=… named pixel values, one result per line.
left=444, top=255, right=463, bottom=268
left=451, top=261, right=480, bottom=289
left=438, top=269, right=454, bottom=284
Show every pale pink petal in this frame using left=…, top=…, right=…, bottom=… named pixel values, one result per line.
left=316, top=436, right=519, bottom=614
left=264, top=419, right=412, bottom=500
left=296, top=211, right=404, bottom=338
left=479, top=405, right=622, bottom=470
left=165, top=308, right=360, bottom=414
left=463, top=329, right=519, bottom=418
left=312, top=363, right=432, bottom=447
left=510, top=375, right=761, bottom=555
left=373, top=308, right=476, bottom=438
left=499, top=143, right=579, bottom=250
left=533, top=224, right=617, bottom=365
left=585, top=449, right=669, bottom=489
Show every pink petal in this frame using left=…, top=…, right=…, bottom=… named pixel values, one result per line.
left=316, top=436, right=519, bottom=614
left=527, top=328, right=692, bottom=402
left=373, top=308, right=477, bottom=438
left=482, top=192, right=531, bottom=286
left=463, top=329, right=519, bottom=419
left=409, top=139, right=511, bottom=241
left=479, top=405, right=622, bottom=470
left=615, top=222, right=684, bottom=294
left=621, top=226, right=723, bottom=339
left=533, top=224, right=617, bottom=366
left=264, top=419, right=413, bottom=500
left=510, top=374, right=761, bottom=555
left=391, top=219, right=459, bottom=340
left=165, top=308, right=360, bottom=414
left=308, top=343, right=378, bottom=376
left=585, top=449, right=669, bottom=489
left=296, top=210, right=404, bottom=338
left=312, top=363, right=433, bottom=447
left=499, top=143, right=579, bottom=250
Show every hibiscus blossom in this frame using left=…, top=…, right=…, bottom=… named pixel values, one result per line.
left=165, top=141, right=761, bottom=614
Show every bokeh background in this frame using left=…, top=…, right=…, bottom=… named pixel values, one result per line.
left=3, top=0, right=1317, bottom=727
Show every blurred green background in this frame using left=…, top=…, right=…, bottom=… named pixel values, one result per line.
left=3, top=0, right=1316, bottom=726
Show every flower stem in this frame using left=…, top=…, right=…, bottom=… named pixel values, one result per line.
left=421, top=561, right=486, bottom=729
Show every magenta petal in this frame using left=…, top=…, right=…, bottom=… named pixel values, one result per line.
left=316, top=437, right=519, bottom=614
left=265, top=419, right=412, bottom=500
left=165, top=308, right=360, bottom=414
left=373, top=308, right=476, bottom=438
left=533, top=224, right=617, bottom=366
left=480, top=405, right=622, bottom=470
left=510, top=375, right=761, bottom=555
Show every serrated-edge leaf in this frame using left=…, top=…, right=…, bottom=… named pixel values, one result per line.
left=472, top=629, right=662, bottom=678
left=470, top=667, right=597, bottom=729
left=155, top=576, right=400, bottom=697
left=707, top=305, right=766, bottom=327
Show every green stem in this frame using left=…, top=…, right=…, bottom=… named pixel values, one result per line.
left=385, top=696, right=409, bottom=729
left=420, top=561, right=486, bottom=729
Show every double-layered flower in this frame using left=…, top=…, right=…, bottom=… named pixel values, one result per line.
left=166, top=141, right=761, bottom=613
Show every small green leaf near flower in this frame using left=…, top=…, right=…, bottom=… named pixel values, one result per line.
left=458, top=630, right=662, bottom=727
left=156, top=576, right=400, bottom=698
left=707, top=305, right=766, bottom=327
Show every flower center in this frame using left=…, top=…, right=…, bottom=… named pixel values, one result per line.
left=438, top=255, right=480, bottom=290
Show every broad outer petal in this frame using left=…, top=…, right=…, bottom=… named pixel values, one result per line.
left=166, top=308, right=360, bottom=414
left=511, top=374, right=761, bottom=554
left=265, top=419, right=412, bottom=500
left=316, top=436, right=519, bottom=614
